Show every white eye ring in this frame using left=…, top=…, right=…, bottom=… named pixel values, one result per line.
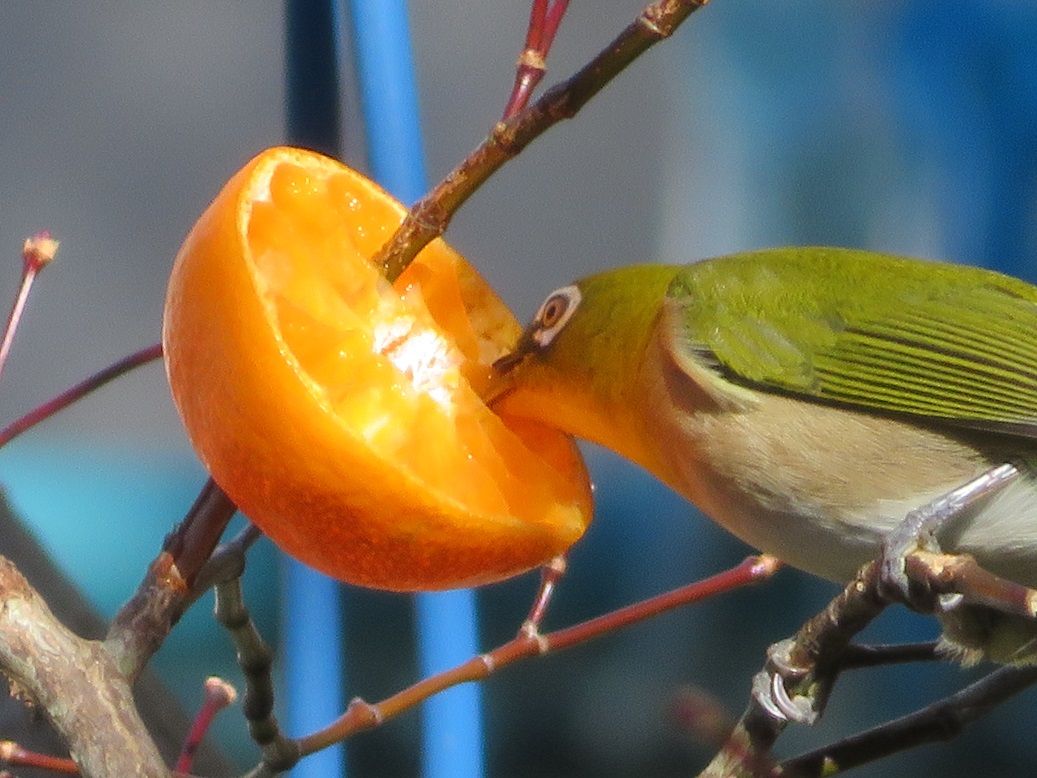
left=531, top=285, right=581, bottom=348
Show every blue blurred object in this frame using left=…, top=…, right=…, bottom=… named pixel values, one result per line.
left=346, top=2, right=485, bottom=778
left=280, top=557, right=347, bottom=778
left=282, top=2, right=348, bottom=776
left=889, top=1, right=1037, bottom=280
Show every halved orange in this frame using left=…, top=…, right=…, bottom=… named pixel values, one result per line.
left=162, top=147, right=592, bottom=590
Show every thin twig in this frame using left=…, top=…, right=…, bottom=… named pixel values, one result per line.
left=375, top=0, right=711, bottom=282
left=840, top=641, right=939, bottom=670
left=176, top=677, right=238, bottom=774
left=0, top=342, right=163, bottom=447
left=0, top=741, right=77, bottom=774
left=501, top=0, right=571, bottom=120
left=522, top=555, right=567, bottom=633
left=0, top=233, right=58, bottom=383
left=781, top=666, right=1037, bottom=777
left=294, top=555, right=779, bottom=758
left=215, top=571, right=300, bottom=772
left=190, top=522, right=264, bottom=601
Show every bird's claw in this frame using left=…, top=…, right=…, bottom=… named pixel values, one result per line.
left=878, top=523, right=951, bottom=611
left=751, top=639, right=820, bottom=725
left=878, top=528, right=967, bottom=614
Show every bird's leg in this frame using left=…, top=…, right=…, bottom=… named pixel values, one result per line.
left=879, top=462, right=1021, bottom=610
left=519, top=555, right=567, bottom=639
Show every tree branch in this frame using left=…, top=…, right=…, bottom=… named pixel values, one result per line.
left=0, top=554, right=168, bottom=777
left=374, top=0, right=711, bottom=282
left=781, top=666, right=1037, bottom=777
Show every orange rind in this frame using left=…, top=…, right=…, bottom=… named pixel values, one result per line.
left=163, top=147, right=592, bottom=590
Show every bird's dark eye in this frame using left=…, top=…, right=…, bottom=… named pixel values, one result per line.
left=539, top=294, right=569, bottom=328
left=531, top=285, right=581, bottom=348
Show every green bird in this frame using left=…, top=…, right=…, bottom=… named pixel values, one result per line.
left=491, top=246, right=1037, bottom=668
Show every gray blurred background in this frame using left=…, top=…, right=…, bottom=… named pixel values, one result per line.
left=1, top=2, right=1036, bottom=776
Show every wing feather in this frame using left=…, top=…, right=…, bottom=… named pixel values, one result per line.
left=666, top=248, right=1037, bottom=438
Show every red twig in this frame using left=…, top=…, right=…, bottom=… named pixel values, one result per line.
left=0, top=741, right=77, bottom=774
left=175, top=677, right=237, bottom=773
left=523, top=554, right=567, bottom=632
left=0, top=341, right=163, bottom=447
left=298, top=555, right=781, bottom=755
left=502, top=1, right=571, bottom=119
left=0, top=232, right=58, bottom=382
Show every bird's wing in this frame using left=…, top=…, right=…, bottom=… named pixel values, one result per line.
left=665, top=247, right=1037, bottom=438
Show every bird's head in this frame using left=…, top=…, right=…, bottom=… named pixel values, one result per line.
left=487, top=264, right=680, bottom=449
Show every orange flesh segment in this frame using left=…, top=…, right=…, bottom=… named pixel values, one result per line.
left=244, top=161, right=576, bottom=526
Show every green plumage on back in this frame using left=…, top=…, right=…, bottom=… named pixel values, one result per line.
left=667, top=247, right=1037, bottom=437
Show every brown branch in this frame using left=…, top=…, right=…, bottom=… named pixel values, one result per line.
left=700, top=547, right=1037, bottom=777
left=905, top=549, right=1037, bottom=619
left=375, top=0, right=711, bottom=282
left=107, top=478, right=238, bottom=681
left=0, top=555, right=168, bottom=777
left=161, top=478, right=239, bottom=590
left=699, top=562, right=890, bottom=778
left=105, top=552, right=188, bottom=683
left=781, top=666, right=1037, bottom=777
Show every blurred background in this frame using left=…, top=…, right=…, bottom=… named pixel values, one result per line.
left=1, top=1, right=1037, bottom=776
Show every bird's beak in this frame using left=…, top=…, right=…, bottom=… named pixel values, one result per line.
left=484, top=330, right=535, bottom=406
left=492, top=349, right=526, bottom=376
left=492, top=328, right=536, bottom=375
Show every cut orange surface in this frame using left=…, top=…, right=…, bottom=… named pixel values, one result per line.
left=163, top=147, right=592, bottom=590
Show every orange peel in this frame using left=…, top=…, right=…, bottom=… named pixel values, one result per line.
left=163, top=147, right=592, bottom=590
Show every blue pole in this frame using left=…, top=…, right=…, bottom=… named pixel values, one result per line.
left=279, top=558, right=346, bottom=778
left=282, top=2, right=347, bottom=777
left=346, top=3, right=485, bottom=778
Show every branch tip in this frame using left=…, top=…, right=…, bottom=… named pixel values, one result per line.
left=22, top=231, right=59, bottom=273
left=204, top=675, right=239, bottom=707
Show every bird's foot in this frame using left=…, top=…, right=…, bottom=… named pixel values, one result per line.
left=877, top=463, right=1021, bottom=613
left=878, top=516, right=951, bottom=612
left=751, top=639, right=827, bottom=725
